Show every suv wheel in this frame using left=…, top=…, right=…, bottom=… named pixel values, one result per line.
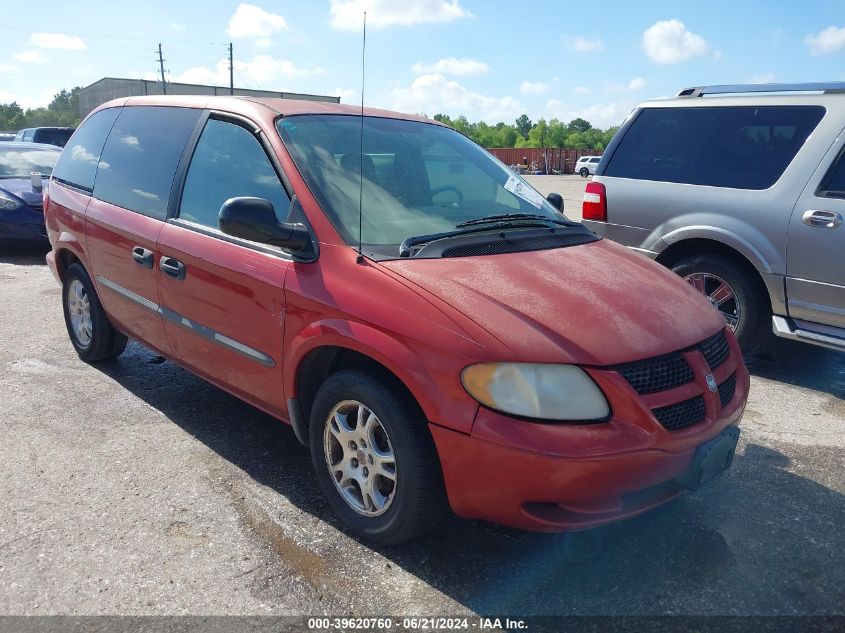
left=309, top=369, right=447, bottom=545
left=671, top=255, right=763, bottom=349
left=580, top=167, right=589, bottom=177
left=62, top=263, right=128, bottom=361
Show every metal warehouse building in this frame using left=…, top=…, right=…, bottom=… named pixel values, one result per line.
left=78, top=77, right=340, bottom=118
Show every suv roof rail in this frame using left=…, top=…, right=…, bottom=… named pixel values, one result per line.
left=677, top=82, right=845, bottom=97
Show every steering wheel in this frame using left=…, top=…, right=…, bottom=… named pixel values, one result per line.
left=431, top=185, right=464, bottom=203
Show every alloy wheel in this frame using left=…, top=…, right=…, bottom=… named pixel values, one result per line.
left=323, top=399, right=397, bottom=517
left=684, top=272, right=741, bottom=330
left=67, top=279, right=93, bottom=347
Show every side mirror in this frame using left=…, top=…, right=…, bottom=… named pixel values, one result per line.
left=546, top=192, right=564, bottom=212
left=219, top=197, right=315, bottom=260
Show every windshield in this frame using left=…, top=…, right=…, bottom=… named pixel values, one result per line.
left=278, top=115, right=569, bottom=256
left=0, top=147, right=60, bottom=177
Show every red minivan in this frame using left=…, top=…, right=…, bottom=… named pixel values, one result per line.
left=45, top=96, right=749, bottom=544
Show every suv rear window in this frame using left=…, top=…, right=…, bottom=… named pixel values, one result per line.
left=604, top=106, right=825, bottom=190
left=94, top=106, right=201, bottom=219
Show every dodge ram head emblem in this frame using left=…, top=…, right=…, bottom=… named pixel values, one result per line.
left=706, top=374, right=718, bottom=393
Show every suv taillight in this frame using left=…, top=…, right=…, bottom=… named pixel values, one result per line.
left=582, top=181, right=607, bottom=221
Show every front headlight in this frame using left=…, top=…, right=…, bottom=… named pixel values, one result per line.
left=0, top=191, right=24, bottom=211
left=461, top=363, right=610, bottom=422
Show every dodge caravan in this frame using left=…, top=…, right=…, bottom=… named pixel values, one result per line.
left=45, top=96, right=748, bottom=544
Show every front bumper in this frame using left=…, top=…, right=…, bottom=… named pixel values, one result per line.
left=431, top=332, right=749, bottom=531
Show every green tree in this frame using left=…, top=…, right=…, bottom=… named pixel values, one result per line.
left=527, top=118, right=549, bottom=149
left=515, top=114, right=533, bottom=140
left=567, top=117, right=592, bottom=134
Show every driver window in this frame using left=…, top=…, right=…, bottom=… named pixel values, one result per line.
left=179, top=118, right=289, bottom=229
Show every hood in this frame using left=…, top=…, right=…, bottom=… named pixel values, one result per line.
left=380, top=239, right=726, bottom=366
left=0, top=178, right=47, bottom=209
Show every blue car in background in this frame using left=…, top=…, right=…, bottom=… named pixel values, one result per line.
left=0, top=142, right=61, bottom=242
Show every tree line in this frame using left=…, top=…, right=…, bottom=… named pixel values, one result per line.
left=433, top=113, right=618, bottom=150
left=0, top=88, right=83, bottom=131
left=1, top=88, right=616, bottom=152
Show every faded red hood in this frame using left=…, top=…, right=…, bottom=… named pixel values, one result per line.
left=380, top=239, right=726, bottom=366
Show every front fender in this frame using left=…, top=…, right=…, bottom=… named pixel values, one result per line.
left=285, top=318, right=478, bottom=433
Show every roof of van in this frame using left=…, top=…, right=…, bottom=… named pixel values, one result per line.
left=91, top=95, right=444, bottom=127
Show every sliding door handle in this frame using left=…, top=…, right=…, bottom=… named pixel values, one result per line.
left=131, top=246, right=154, bottom=268
left=160, top=256, right=186, bottom=280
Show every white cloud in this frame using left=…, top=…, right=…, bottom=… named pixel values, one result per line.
left=30, top=32, right=86, bottom=50
left=14, top=51, right=45, bottom=63
left=573, top=86, right=591, bottom=95
left=628, top=76, right=646, bottom=91
left=520, top=81, right=550, bottom=95
left=805, top=26, right=845, bottom=55
left=641, top=19, right=713, bottom=64
left=334, top=87, right=357, bottom=103
left=750, top=73, right=776, bottom=84
left=0, top=63, right=21, bottom=74
left=384, top=73, right=522, bottom=123
left=227, top=4, right=288, bottom=39
left=545, top=98, right=632, bottom=129
left=149, top=55, right=325, bottom=87
left=573, top=36, right=605, bottom=52
left=411, top=57, right=488, bottom=76
left=330, top=0, right=471, bottom=31
left=170, top=22, right=187, bottom=32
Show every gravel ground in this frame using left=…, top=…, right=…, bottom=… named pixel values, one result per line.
left=0, top=242, right=843, bottom=617
left=524, top=174, right=589, bottom=220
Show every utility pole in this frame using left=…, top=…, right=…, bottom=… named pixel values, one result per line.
left=228, top=43, right=234, bottom=95
left=157, top=43, right=167, bottom=95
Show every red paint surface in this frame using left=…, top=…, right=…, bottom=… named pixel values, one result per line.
left=45, top=96, right=750, bottom=532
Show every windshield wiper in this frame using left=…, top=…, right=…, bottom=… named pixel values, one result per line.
left=456, top=213, right=574, bottom=228
left=399, top=220, right=559, bottom=257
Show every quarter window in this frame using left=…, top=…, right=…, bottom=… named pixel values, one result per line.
left=94, top=106, right=201, bottom=219
left=604, top=106, right=825, bottom=190
left=817, top=149, right=845, bottom=199
left=178, top=118, right=289, bottom=229
left=52, top=108, right=120, bottom=192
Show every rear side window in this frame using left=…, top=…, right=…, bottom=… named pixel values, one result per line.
left=94, top=106, right=201, bottom=219
left=52, top=109, right=120, bottom=193
left=817, top=149, right=845, bottom=199
left=604, top=106, right=825, bottom=190
left=178, top=118, right=289, bottom=228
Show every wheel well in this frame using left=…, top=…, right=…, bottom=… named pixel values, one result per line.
left=55, top=248, right=82, bottom=281
left=655, top=238, right=771, bottom=312
left=294, top=346, right=422, bottom=428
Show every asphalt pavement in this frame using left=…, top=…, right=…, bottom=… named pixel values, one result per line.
left=0, top=241, right=842, bottom=616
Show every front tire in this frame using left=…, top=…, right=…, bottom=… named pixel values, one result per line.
left=671, top=255, right=765, bottom=350
left=62, top=263, right=127, bottom=361
left=309, top=369, right=447, bottom=545
left=580, top=168, right=589, bottom=177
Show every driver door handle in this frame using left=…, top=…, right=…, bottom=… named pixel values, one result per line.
left=802, top=210, right=843, bottom=229
left=160, top=256, right=186, bottom=280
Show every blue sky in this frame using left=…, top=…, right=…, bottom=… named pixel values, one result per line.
left=1, top=0, right=844, bottom=128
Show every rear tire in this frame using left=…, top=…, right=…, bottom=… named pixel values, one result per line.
left=309, top=369, right=447, bottom=545
left=580, top=168, right=589, bottom=177
left=62, top=263, right=127, bottom=362
left=671, top=255, right=766, bottom=350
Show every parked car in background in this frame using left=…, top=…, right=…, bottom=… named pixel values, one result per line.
left=14, top=127, right=75, bottom=148
left=575, top=155, right=601, bottom=177
left=0, top=132, right=16, bottom=142
left=583, top=82, right=845, bottom=353
left=45, top=96, right=747, bottom=544
left=0, top=142, right=60, bottom=241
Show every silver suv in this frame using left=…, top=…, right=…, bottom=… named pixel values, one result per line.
left=583, top=82, right=845, bottom=352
